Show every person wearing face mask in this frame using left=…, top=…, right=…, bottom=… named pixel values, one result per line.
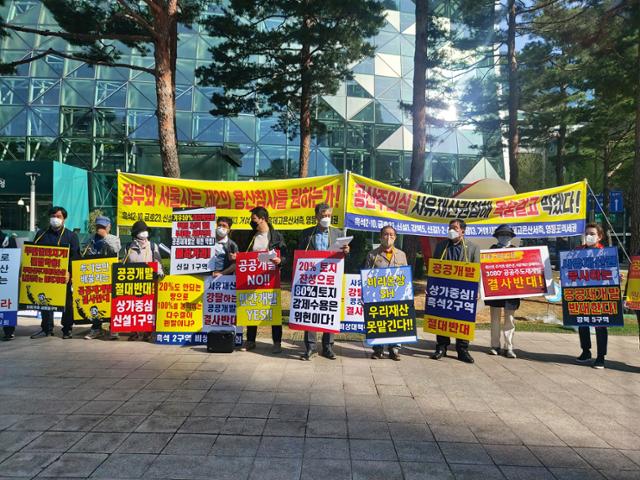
left=575, top=222, right=608, bottom=369
left=1, top=217, right=19, bottom=341
left=484, top=224, right=520, bottom=359
left=298, top=203, right=350, bottom=361
left=364, top=225, right=408, bottom=360
left=123, top=220, right=164, bottom=341
left=430, top=218, right=480, bottom=363
left=241, top=206, right=287, bottom=354
left=29, top=206, right=81, bottom=339
left=210, top=216, right=239, bottom=277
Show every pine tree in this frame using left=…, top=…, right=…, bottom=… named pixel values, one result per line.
left=197, top=0, right=386, bottom=178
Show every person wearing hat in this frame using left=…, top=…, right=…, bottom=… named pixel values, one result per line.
left=123, top=220, right=164, bottom=341
left=485, top=224, right=520, bottom=359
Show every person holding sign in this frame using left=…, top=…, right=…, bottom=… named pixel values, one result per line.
left=484, top=225, right=520, bottom=359
left=211, top=216, right=239, bottom=277
left=82, top=216, right=121, bottom=257
left=1, top=218, right=18, bottom=341
left=29, top=206, right=80, bottom=339
left=123, top=220, right=164, bottom=341
left=575, top=223, right=608, bottom=369
left=298, top=203, right=350, bottom=361
left=430, top=219, right=480, bottom=364
left=241, top=206, right=287, bottom=354
left=364, top=225, right=408, bottom=360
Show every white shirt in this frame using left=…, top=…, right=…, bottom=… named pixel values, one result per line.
left=252, top=232, right=269, bottom=252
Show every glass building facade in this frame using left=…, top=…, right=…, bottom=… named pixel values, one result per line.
left=0, top=0, right=505, bottom=229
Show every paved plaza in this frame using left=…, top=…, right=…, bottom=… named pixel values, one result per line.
left=0, top=321, right=639, bottom=479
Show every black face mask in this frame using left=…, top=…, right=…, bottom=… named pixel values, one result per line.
left=250, top=220, right=259, bottom=230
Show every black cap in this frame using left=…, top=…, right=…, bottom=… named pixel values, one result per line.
left=131, top=220, right=149, bottom=238
left=493, top=224, right=516, bottom=238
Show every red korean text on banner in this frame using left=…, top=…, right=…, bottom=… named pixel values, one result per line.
left=110, top=262, right=158, bottom=333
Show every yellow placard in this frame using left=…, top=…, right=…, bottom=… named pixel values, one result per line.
left=19, top=244, right=70, bottom=311
left=236, top=289, right=282, bottom=326
left=427, top=258, right=481, bottom=282
left=117, top=172, right=344, bottom=228
left=72, top=257, right=117, bottom=323
left=626, top=256, right=640, bottom=310
left=156, top=274, right=205, bottom=332
left=423, top=315, right=476, bottom=342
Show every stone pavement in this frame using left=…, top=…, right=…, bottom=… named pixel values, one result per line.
left=0, top=321, right=639, bottom=479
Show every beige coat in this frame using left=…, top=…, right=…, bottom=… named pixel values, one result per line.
left=364, top=246, right=408, bottom=269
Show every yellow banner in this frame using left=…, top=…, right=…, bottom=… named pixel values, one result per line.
left=117, top=172, right=344, bottom=229
left=626, top=256, right=640, bottom=310
left=236, top=289, right=282, bottom=326
left=156, top=274, right=205, bottom=332
left=72, top=257, right=117, bottom=323
left=345, top=173, right=587, bottom=237
left=19, top=244, right=70, bottom=311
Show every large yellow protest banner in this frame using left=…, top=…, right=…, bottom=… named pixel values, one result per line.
left=19, top=244, right=70, bottom=311
left=72, top=257, right=117, bottom=323
left=117, top=172, right=344, bottom=229
left=345, top=173, right=587, bottom=238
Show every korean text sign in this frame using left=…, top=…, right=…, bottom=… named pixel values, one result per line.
left=560, top=247, right=623, bottom=327
left=424, top=259, right=480, bottom=341
left=118, top=172, right=344, bottom=229
left=342, top=274, right=364, bottom=333
left=156, top=274, right=204, bottom=333
left=110, top=262, right=158, bottom=332
left=0, top=249, right=20, bottom=326
left=480, top=246, right=553, bottom=300
left=235, top=252, right=282, bottom=326
left=19, top=243, right=69, bottom=312
left=72, top=257, right=117, bottom=323
left=625, top=256, right=640, bottom=310
left=203, top=275, right=237, bottom=331
left=170, top=207, right=216, bottom=274
left=360, top=266, right=417, bottom=345
left=345, top=173, right=586, bottom=238
left=289, top=250, right=345, bottom=334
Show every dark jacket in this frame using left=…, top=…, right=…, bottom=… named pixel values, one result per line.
left=432, top=238, right=480, bottom=263
left=298, top=225, right=342, bottom=251
left=33, top=227, right=81, bottom=270
left=0, top=230, right=17, bottom=248
left=483, top=243, right=521, bottom=310
left=217, top=237, right=239, bottom=272
left=82, top=233, right=121, bottom=258
left=242, top=226, right=287, bottom=265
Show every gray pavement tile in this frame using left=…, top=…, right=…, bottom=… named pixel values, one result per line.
left=307, top=405, right=346, bottom=421
left=7, top=415, right=65, bottom=431
left=575, top=447, right=640, bottom=471
left=135, top=415, right=186, bottom=433
left=388, top=422, right=434, bottom=442
left=620, top=450, right=640, bottom=468
left=268, top=404, right=308, bottom=421
left=91, top=415, right=148, bottom=433
left=115, top=433, right=173, bottom=454
left=349, top=439, right=398, bottom=461
left=485, top=445, right=542, bottom=467
left=238, top=391, right=276, bottom=404
left=499, top=466, right=557, bottom=480
left=305, top=420, right=347, bottom=438
left=347, top=421, right=390, bottom=439
left=400, top=461, right=454, bottom=480
left=141, top=454, right=209, bottom=479
left=178, top=416, right=225, bottom=434
left=74, top=400, right=124, bottom=415
left=0, top=415, right=23, bottom=430
left=303, top=437, right=349, bottom=459
left=229, top=403, right=272, bottom=418
left=550, top=467, right=607, bottom=480
left=69, top=432, right=129, bottom=453
left=301, top=458, right=350, bottom=480
left=114, top=401, right=163, bottom=416
left=529, top=446, right=591, bottom=468
left=438, top=442, right=493, bottom=465
left=22, top=431, right=85, bottom=452
left=161, top=433, right=217, bottom=455
left=351, top=460, right=403, bottom=480
left=50, top=415, right=106, bottom=432
left=89, top=453, right=156, bottom=478
left=0, top=452, right=59, bottom=477
left=262, top=419, right=306, bottom=437
left=256, top=435, right=304, bottom=458
left=188, top=402, right=235, bottom=417
left=449, top=464, right=507, bottom=480
left=166, top=389, right=207, bottom=403
left=430, top=425, right=478, bottom=443
left=39, top=452, right=108, bottom=477
left=599, top=470, right=640, bottom=480
left=249, top=457, right=302, bottom=480
left=210, top=434, right=261, bottom=456
left=394, top=440, right=445, bottom=463
left=220, top=417, right=266, bottom=436
left=153, top=402, right=198, bottom=417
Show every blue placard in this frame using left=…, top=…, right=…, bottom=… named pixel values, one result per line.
left=360, top=266, right=413, bottom=304
left=560, top=247, right=619, bottom=287
left=425, top=276, right=478, bottom=323
left=154, top=331, right=243, bottom=346
left=0, top=311, right=17, bottom=327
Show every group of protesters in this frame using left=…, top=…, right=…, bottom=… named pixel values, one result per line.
left=0, top=202, right=612, bottom=370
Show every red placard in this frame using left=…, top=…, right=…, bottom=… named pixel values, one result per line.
left=235, top=250, right=280, bottom=290
left=480, top=247, right=550, bottom=300
left=110, top=262, right=158, bottom=332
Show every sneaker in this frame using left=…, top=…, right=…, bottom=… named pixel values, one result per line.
left=272, top=342, right=282, bottom=354
left=457, top=350, right=475, bottom=364
left=371, top=350, right=384, bottom=359
left=389, top=348, right=401, bottom=361
left=322, top=349, right=337, bottom=360
left=592, top=357, right=605, bottom=369
left=30, top=330, right=47, bottom=339
left=84, top=329, right=102, bottom=340
left=300, top=351, right=316, bottom=361
left=62, top=332, right=72, bottom=339
left=576, top=350, right=592, bottom=363
left=2, top=334, right=15, bottom=341
left=489, top=347, right=501, bottom=356
left=431, top=349, right=446, bottom=360
left=505, top=349, right=517, bottom=359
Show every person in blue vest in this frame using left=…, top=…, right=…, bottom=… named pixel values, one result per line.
left=29, top=206, right=81, bottom=339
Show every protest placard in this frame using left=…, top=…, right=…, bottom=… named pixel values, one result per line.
left=0, top=249, right=20, bottom=327
left=341, top=274, right=364, bottom=333
left=170, top=207, right=216, bottom=274
left=203, top=275, right=237, bottom=330
left=235, top=251, right=282, bottom=326
left=560, top=247, right=623, bottom=327
left=156, top=274, right=204, bottom=333
left=19, top=243, right=70, bottom=311
left=424, top=259, right=480, bottom=341
left=72, top=257, right=117, bottom=324
left=289, top=250, right=344, bottom=333
left=110, top=262, right=158, bottom=333
left=625, top=256, right=640, bottom=310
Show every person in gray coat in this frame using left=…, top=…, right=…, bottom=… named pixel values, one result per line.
left=430, top=218, right=480, bottom=364
left=82, top=216, right=121, bottom=257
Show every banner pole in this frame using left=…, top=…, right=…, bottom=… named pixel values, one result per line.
left=587, top=181, right=631, bottom=264
left=343, top=169, right=349, bottom=236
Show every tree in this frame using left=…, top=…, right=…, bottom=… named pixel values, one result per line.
left=0, top=0, right=207, bottom=178
left=198, top=0, right=386, bottom=178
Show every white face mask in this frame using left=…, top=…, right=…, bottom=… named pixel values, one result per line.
left=50, top=217, right=63, bottom=229
left=447, top=229, right=460, bottom=241
left=497, top=235, right=511, bottom=246
left=216, top=227, right=228, bottom=238
left=585, top=234, right=598, bottom=246
left=380, top=238, right=394, bottom=249
left=319, top=217, right=331, bottom=228
left=136, top=231, right=149, bottom=240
